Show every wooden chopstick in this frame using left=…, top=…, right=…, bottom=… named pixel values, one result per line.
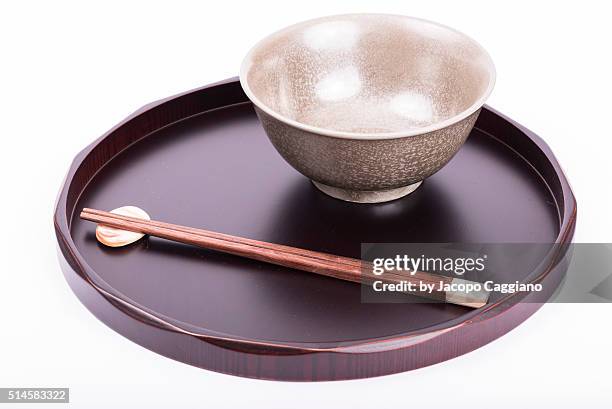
left=80, top=208, right=489, bottom=308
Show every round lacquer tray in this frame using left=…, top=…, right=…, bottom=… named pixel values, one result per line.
left=54, top=78, right=576, bottom=381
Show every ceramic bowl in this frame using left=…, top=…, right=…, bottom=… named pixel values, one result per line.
left=240, top=14, right=495, bottom=203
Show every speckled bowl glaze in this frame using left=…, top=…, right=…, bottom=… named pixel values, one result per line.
left=240, top=14, right=496, bottom=203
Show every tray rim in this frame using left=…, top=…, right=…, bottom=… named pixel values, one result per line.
left=54, top=77, right=577, bottom=356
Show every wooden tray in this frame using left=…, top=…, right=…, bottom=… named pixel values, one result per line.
left=54, top=78, right=576, bottom=381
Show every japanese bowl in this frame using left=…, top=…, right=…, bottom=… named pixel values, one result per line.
left=240, top=14, right=496, bottom=203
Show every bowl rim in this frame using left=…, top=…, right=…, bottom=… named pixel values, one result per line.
left=239, top=13, right=496, bottom=140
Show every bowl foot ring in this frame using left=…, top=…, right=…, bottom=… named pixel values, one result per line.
left=312, top=180, right=423, bottom=203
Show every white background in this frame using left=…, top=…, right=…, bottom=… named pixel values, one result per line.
left=1, top=1, right=611, bottom=407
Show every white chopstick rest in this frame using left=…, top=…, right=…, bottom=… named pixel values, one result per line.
left=95, top=206, right=151, bottom=247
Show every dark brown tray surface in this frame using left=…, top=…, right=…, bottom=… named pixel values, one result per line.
left=55, top=78, right=576, bottom=380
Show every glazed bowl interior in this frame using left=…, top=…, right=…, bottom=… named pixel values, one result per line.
left=241, top=14, right=495, bottom=138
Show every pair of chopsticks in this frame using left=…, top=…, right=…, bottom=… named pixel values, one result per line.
left=80, top=208, right=489, bottom=308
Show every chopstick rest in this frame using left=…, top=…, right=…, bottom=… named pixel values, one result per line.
left=95, top=206, right=151, bottom=247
